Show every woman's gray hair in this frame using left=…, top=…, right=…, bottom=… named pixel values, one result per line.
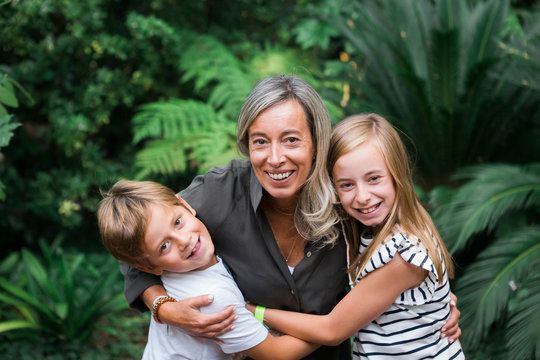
left=237, top=75, right=340, bottom=245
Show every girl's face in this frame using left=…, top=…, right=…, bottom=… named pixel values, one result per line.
left=332, top=140, right=396, bottom=229
left=247, top=99, right=315, bottom=204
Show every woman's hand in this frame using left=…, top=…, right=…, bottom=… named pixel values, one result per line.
left=142, top=285, right=236, bottom=338
left=441, top=292, right=461, bottom=343
left=159, top=295, right=237, bottom=337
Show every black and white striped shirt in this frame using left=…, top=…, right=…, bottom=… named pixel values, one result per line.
left=351, top=228, right=464, bottom=359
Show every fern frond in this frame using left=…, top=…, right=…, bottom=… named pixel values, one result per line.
left=133, top=100, right=220, bottom=143
left=435, top=163, right=540, bottom=252
left=456, top=225, right=540, bottom=344
left=179, top=35, right=249, bottom=92
left=134, top=138, right=189, bottom=175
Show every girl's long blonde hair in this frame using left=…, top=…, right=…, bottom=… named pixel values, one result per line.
left=328, top=114, right=454, bottom=283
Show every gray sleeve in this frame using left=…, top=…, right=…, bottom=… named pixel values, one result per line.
left=121, top=261, right=162, bottom=312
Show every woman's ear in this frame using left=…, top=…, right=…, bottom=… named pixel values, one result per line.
left=175, top=194, right=196, bottom=216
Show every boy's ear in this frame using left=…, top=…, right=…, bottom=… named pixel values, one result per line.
left=135, top=265, right=163, bottom=276
left=175, top=194, right=196, bottom=216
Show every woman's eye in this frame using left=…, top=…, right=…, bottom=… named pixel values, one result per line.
left=252, top=138, right=266, bottom=145
left=160, top=241, right=170, bottom=254
left=339, top=183, right=352, bottom=190
left=285, top=137, right=299, bottom=144
left=369, top=175, right=381, bottom=182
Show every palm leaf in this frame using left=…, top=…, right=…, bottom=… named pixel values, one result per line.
left=435, top=163, right=540, bottom=252
left=456, top=225, right=540, bottom=344
left=505, top=271, right=540, bottom=360
left=326, top=0, right=538, bottom=185
left=0, top=320, right=39, bottom=333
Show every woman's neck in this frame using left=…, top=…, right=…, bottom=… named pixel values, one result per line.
left=262, top=193, right=298, bottom=216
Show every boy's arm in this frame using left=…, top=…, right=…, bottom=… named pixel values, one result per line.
left=242, top=333, right=319, bottom=360
left=262, top=254, right=427, bottom=346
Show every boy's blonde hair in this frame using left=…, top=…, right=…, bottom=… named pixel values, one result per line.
left=328, top=114, right=454, bottom=283
left=96, top=180, right=183, bottom=269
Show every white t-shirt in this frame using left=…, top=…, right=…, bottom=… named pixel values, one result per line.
left=142, top=257, right=268, bottom=360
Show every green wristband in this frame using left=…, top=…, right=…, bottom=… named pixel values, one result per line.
left=254, top=305, right=266, bottom=324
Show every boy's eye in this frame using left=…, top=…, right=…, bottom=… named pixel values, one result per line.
left=160, top=241, right=170, bottom=254
left=174, top=217, right=183, bottom=228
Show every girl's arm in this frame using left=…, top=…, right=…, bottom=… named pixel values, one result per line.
left=242, top=333, right=319, bottom=360
left=262, top=254, right=427, bottom=346
left=142, top=285, right=236, bottom=337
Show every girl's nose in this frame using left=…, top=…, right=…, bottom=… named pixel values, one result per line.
left=355, top=185, right=371, bottom=204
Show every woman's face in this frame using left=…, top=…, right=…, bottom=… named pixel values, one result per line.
left=248, top=99, right=315, bottom=202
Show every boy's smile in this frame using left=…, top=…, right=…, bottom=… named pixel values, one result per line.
left=140, top=203, right=217, bottom=275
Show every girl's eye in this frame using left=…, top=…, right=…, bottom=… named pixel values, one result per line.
left=369, top=175, right=381, bottom=183
left=160, top=241, right=170, bottom=254
left=174, top=217, right=183, bottom=228
left=338, top=183, right=353, bottom=190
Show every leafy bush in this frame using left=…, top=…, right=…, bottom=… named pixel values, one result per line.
left=0, top=240, right=131, bottom=351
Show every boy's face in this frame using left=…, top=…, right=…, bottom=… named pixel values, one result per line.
left=139, top=203, right=217, bottom=275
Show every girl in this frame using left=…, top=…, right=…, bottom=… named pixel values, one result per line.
left=251, top=114, right=464, bottom=359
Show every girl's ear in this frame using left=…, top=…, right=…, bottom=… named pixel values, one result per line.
left=175, top=194, right=196, bottom=216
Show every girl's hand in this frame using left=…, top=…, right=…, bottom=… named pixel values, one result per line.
left=159, top=294, right=237, bottom=338
left=441, top=292, right=462, bottom=343
left=245, top=302, right=256, bottom=314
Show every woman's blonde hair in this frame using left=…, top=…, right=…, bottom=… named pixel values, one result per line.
left=96, top=180, right=184, bottom=269
left=328, top=114, right=454, bottom=283
left=237, top=75, right=340, bottom=244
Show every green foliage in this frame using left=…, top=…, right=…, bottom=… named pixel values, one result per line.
left=131, top=33, right=329, bottom=178
left=0, top=240, right=128, bottom=345
left=432, top=163, right=540, bottom=357
left=435, top=163, right=540, bottom=252
left=0, top=72, right=23, bottom=201
left=322, top=0, right=540, bottom=186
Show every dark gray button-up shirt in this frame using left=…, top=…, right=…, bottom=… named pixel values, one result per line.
left=122, top=159, right=350, bottom=359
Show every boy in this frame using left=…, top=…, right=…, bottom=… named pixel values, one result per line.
left=97, top=180, right=317, bottom=360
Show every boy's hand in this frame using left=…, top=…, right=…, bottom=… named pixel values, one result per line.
left=159, top=294, right=237, bottom=338
left=441, top=292, right=461, bottom=343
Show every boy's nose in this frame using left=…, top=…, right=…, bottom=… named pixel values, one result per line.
left=172, top=232, right=191, bottom=252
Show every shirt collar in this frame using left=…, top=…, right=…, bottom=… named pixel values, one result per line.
left=249, top=164, right=263, bottom=212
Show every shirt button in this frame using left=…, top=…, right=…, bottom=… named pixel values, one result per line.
left=290, top=289, right=295, bottom=295
left=306, top=251, right=312, bottom=257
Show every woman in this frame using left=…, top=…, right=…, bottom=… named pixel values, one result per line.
left=121, top=75, right=459, bottom=359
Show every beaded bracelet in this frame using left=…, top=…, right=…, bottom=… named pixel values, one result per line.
left=152, top=295, right=176, bottom=324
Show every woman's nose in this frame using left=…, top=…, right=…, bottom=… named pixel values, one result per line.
left=267, top=143, right=285, bottom=166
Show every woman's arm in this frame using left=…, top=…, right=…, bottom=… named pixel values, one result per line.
left=142, top=285, right=237, bottom=337
left=242, top=333, right=319, bottom=360
left=262, top=254, right=427, bottom=346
